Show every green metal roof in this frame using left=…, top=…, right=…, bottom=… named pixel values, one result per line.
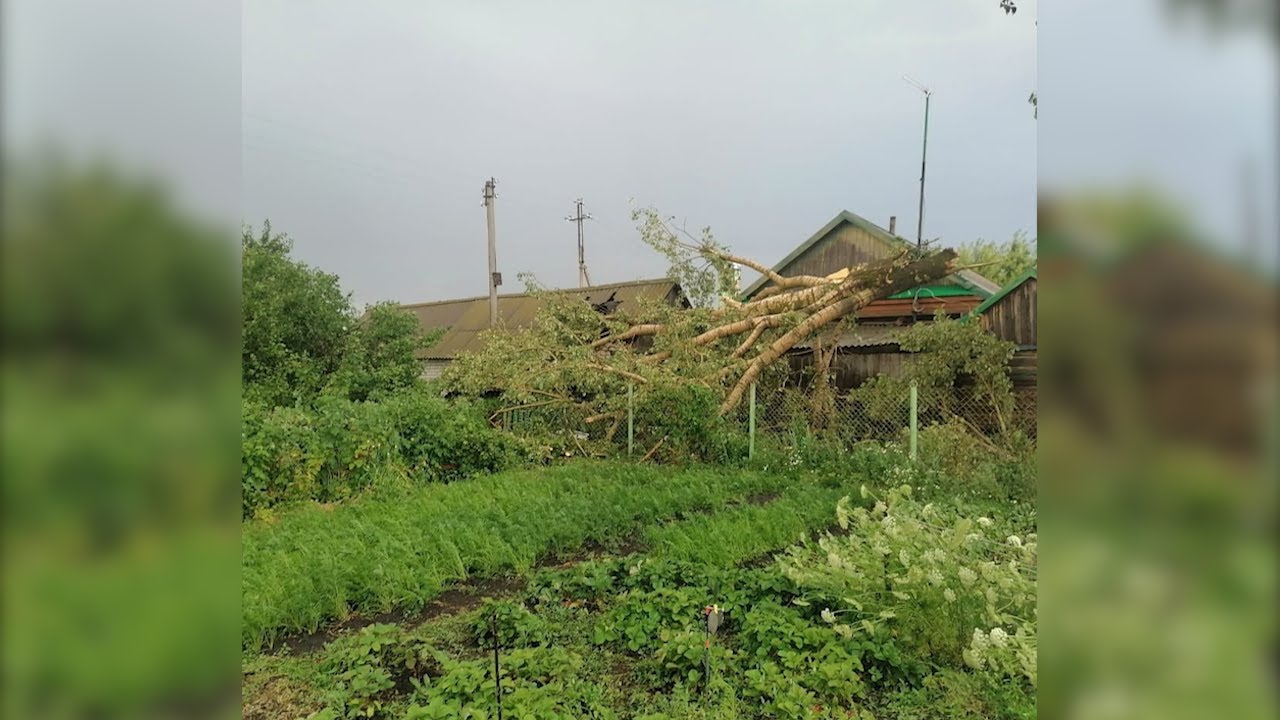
left=886, top=284, right=975, bottom=299
left=739, top=210, right=999, bottom=300
left=972, top=267, right=1036, bottom=316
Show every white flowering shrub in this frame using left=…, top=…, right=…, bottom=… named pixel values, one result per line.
left=779, top=485, right=1037, bottom=686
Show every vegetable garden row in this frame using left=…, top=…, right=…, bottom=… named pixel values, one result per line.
left=244, top=459, right=1036, bottom=719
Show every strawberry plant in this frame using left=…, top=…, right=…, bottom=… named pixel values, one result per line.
left=313, top=624, right=443, bottom=718
left=592, top=587, right=704, bottom=653
left=469, top=599, right=551, bottom=648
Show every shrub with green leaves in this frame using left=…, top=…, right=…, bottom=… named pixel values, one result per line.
left=779, top=485, right=1037, bottom=687
left=633, top=383, right=747, bottom=463
left=241, top=388, right=523, bottom=516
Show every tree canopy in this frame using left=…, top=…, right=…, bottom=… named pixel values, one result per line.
left=957, top=232, right=1036, bottom=288
left=241, top=223, right=428, bottom=407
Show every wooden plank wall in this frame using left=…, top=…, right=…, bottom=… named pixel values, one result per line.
left=783, top=222, right=898, bottom=278
left=980, top=277, right=1037, bottom=347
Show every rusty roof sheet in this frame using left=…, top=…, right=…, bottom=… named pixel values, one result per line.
left=403, top=279, right=682, bottom=360
left=793, top=325, right=902, bottom=350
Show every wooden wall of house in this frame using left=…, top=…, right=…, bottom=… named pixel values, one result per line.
left=1008, top=349, right=1037, bottom=388
left=783, top=222, right=898, bottom=278
left=786, top=347, right=909, bottom=391
left=981, top=277, right=1037, bottom=347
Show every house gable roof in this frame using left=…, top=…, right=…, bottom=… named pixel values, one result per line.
left=740, top=210, right=1000, bottom=300
left=972, top=267, right=1037, bottom=316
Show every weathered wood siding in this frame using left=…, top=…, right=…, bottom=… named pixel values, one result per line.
left=781, top=221, right=899, bottom=279
left=787, top=348, right=909, bottom=390
left=980, top=277, right=1037, bottom=347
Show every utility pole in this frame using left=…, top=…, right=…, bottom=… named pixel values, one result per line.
left=483, top=178, right=500, bottom=326
left=566, top=198, right=592, bottom=287
left=904, top=76, right=933, bottom=252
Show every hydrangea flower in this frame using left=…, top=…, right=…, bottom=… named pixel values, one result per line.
left=989, top=627, right=1009, bottom=648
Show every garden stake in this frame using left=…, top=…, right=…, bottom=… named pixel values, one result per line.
left=702, top=604, right=722, bottom=692
left=492, top=610, right=503, bottom=720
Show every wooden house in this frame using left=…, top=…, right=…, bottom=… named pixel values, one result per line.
left=741, top=210, right=1000, bottom=389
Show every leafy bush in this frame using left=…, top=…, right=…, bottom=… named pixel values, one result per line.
left=912, top=420, right=1035, bottom=504
left=633, top=384, right=747, bottom=463
left=780, top=486, right=1037, bottom=687
left=241, top=389, right=523, bottom=516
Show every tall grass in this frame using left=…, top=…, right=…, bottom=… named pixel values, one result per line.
left=644, top=485, right=848, bottom=566
left=242, top=462, right=785, bottom=650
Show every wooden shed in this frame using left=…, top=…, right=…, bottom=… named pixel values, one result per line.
left=974, top=268, right=1038, bottom=389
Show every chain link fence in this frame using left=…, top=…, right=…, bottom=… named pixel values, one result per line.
left=485, top=376, right=1037, bottom=461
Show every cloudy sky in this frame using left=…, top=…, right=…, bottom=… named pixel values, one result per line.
left=241, top=0, right=1039, bottom=307
left=6, top=1, right=1273, bottom=308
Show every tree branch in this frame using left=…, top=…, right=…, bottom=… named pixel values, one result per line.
left=719, top=250, right=958, bottom=414
left=587, top=364, right=649, bottom=384
left=590, top=324, right=664, bottom=349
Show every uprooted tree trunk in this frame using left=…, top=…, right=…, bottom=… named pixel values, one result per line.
left=714, top=249, right=957, bottom=413
left=443, top=207, right=961, bottom=430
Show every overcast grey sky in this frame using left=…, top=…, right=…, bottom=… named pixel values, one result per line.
left=241, top=0, right=1039, bottom=308
left=1040, top=0, right=1277, bottom=269
left=6, top=1, right=1273, bottom=308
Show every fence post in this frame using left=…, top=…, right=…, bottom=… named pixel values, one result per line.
left=748, top=381, right=757, bottom=460
left=909, top=381, right=918, bottom=461
left=627, top=381, right=634, bottom=457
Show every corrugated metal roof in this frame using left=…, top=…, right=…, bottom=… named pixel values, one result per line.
left=793, top=325, right=902, bottom=350
left=403, top=279, right=683, bottom=360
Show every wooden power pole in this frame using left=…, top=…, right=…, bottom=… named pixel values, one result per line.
left=483, top=178, right=500, bottom=326
left=566, top=198, right=592, bottom=287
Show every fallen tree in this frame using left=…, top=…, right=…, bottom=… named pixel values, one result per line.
left=442, top=208, right=960, bottom=428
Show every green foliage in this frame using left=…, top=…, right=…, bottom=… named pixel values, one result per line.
left=242, top=223, right=433, bottom=408
left=249, top=451, right=1036, bottom=720
left=852, top=312, right=1018, bottom=437
left=3, top=160, right=239, bottom=720
left=632, top=205, right=739, bottom=308
left=240, top=388, right=522, bottom=516
left=314, top=624, right=442, bottom=719
left=242, top=463, right=786, bottom=650
left=400, top=647, right=603, bottom=720
left=780, top=486, right=1037, bottom=686
left=643, top=486, right=847, bottom=566
left=653, top=628, right=733, bottom=687
left=242, top=222, right=354, bottom=407
left=914, top=419, right=1035, bottom=503
left=633, top=384, right=747, bottom=462
left=592, top=587, right=705, bottom=653
left=328, top=303, right=431, bottom=403
left=469, top=600, right=551, bottom=649
left=876, top=668, right=1036, bottom=720
left=956, top=231, right=1035, bottom=288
